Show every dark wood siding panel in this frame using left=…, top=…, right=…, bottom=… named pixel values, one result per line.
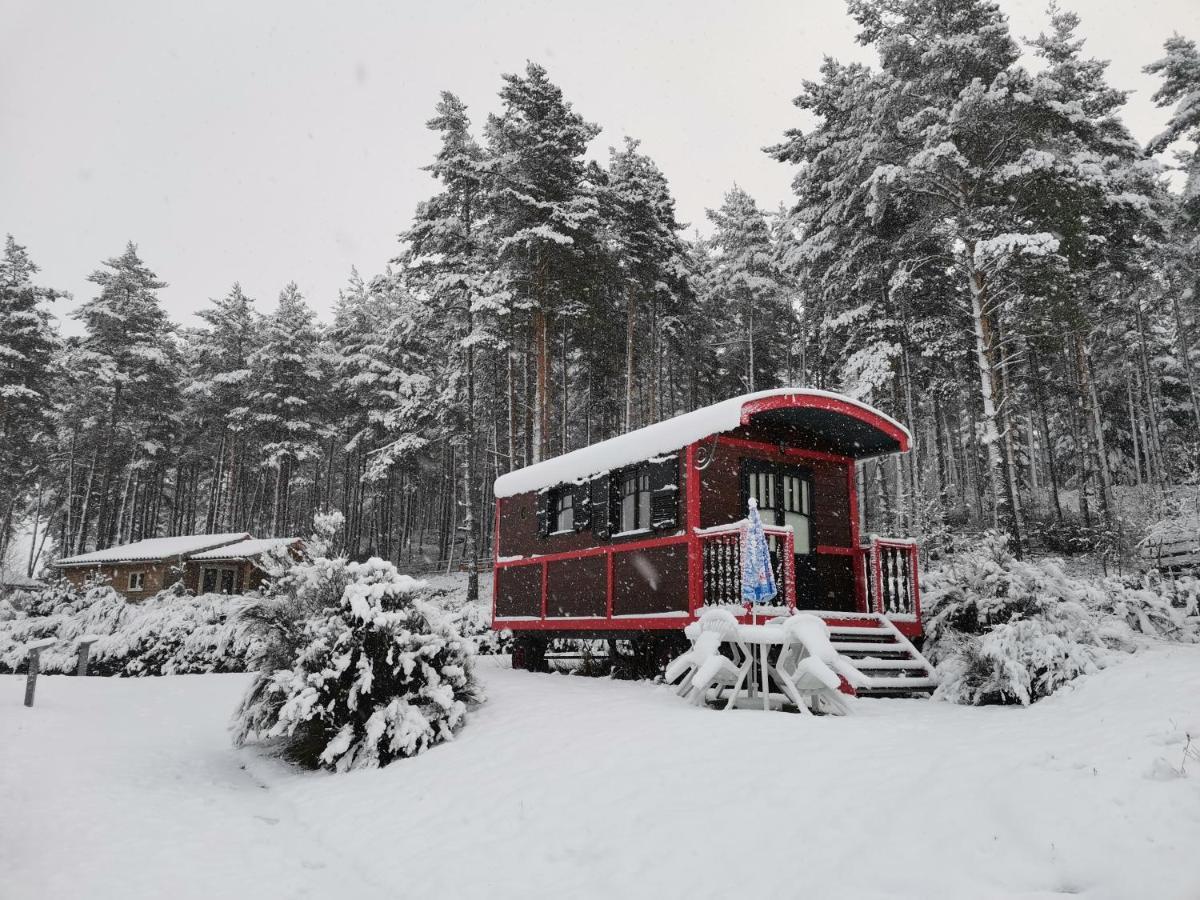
left=612, top=544, right=689, bottom=616
left=796, top=555, right=855, bottom=612
left=812, top=466, right=851, bottom=547
left=546, top=555, right=607, bottom=618
left=495, top=565, right=542, bottom=618
left=497, top=494, right=537, bottom=558
left=698, top=442, right=744, bottom=528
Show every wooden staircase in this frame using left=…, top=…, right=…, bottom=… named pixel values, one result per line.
left=820, top=613, right=938, bottom=697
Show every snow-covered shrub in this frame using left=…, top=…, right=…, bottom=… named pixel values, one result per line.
left=924, top=535, right=1108, bottom=705
left=425, top=586, right=511, bottom=656
left=931, top=605, right=1105, bottom=706
left=233, top=557, right=481, bottom=772
left=923, top=534, right=1199, bottom=706
left=0, top=582, right=260, bottom=675
left=1093, top=571, right=1200, bottom=642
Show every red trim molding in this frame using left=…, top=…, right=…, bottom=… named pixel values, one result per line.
left=494, top=533, right=691, bottom=569
left=493, top=616, right=689, bottom=632
left=815, top=544, right=855, bottom=556
left=686, top=442, right=703, bottom=618
left=739, top=394, right=910, bottom=453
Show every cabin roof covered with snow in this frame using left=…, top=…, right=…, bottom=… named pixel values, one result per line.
left=55, top=533, right=251, bottom=567
left=493, top=388, right=910, bottom=498
left=188, top=537, right=302, bottom=562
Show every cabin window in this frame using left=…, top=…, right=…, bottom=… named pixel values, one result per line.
left=619, top=470, right=652, bottom=533
left=127, top=571, right=146, bottom=592
left=202, top=566, right=238, bottom=594
left=552, top=490, right=574, bottom=533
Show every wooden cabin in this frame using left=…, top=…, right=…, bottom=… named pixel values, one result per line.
left=183, top=537, right=303, bottom=595
left=53, top=533, right=300, bottom=599
left=492, top=389, right=930, bottom=690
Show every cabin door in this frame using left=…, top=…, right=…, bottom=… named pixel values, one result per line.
left=743, top=461, right=813, bottom=602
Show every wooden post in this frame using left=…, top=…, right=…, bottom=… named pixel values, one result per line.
left=23, top=637, right=56, bottom=707
left=76, top=635, right=101, bottom=676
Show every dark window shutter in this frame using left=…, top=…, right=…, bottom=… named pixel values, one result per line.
left=589, top=474, right=610, bottom=539
left=572, top=481, right=591, bottom=532
left=647, top=454, right=679, bottom=530
left=536, top=489, right=551, bottom=538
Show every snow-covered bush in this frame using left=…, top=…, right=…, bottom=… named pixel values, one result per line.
left=1093, top=571, right=1200, bottom=642
left=923, top=534, right=1199, bottom=706
left=426, top=587, right=511, bottom=656
left=0, top=582, right=260, bottom=676
left=233, top=557, right=481, bottom=772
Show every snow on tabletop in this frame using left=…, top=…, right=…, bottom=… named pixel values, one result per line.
left=492, top=388, right=911, bottom=498
left=55, top=533, right=251, bottom=566
left=188, top=537, right=301, bottom=561
left=3, top=644, right=1199, bottom=899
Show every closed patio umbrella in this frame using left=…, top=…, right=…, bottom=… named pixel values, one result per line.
left=741, top=497, right=777, bottom=621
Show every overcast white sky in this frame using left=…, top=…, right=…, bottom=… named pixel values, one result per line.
left=3, top=0, right=1197, bottom=332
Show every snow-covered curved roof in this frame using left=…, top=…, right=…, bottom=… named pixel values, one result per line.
left=55, top=533, right=251, bottom=567
left=493, top=388, right=910, bottom=498
left=189, top=537, right=302, bottom=561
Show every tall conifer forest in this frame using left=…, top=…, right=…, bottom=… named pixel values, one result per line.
left=3, top=3, right=1200, bottom=594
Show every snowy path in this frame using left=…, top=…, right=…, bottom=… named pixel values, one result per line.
left=3, top=646, right=1199, bottom=899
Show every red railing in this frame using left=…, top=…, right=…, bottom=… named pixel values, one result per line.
left=861, top=536, right=920, bottom=618
left=695, top=522, right=796, bottom=610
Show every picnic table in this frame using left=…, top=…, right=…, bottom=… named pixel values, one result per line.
left=665, top=609, right=862, bottom=715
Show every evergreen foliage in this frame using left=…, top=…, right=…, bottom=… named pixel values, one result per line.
left=232, top=557, right=481, bottom=771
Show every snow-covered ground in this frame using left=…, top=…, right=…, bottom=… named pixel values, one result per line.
left=3, top=646, right=1199, bottom=899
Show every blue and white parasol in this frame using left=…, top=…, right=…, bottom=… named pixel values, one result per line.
left=741, top=497, right=778, bottom=609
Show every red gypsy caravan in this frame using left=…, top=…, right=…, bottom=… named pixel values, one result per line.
left=490, top=389, right=936, bottom=695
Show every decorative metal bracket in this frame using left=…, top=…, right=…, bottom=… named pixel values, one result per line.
left=694, top=434, right=721, bottom=471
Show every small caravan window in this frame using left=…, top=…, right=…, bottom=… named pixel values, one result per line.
left=127, top=571, right=146, bottom=591
left=619, top=470, right=652, bottom=533
left=552, top=490, right=574, bottom=533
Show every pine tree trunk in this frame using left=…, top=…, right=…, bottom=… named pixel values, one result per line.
left=532, top=255, right=550, bottom=463
left=967, top=260, right=1021, bottom=551
left=1170, top=291, right=1200, bottom=449
left=624, top=282, right=637, bottom=432
left=1029, top=346, right=1064, bottom=522
left=463, top=295, right=479, bottom=603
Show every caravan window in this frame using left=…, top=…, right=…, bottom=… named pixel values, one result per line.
left=619, top=470, right=652, bottom=533
left=552, top=490, right=574, bottom=533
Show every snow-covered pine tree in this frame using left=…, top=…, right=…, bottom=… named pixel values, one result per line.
left=0, top=237, right=59, bottom=566
left=184, top=283, right=260, bottom=534
left=328, top=269, right=411, bottom=558
left=704, top=185, right=789, bottom=395
left=1024, top=8, right=1169, bottom=535
left=606, top=138, right=693, bottom=431
left=61, top=243, right=179, bottom=553
left=246, top=283, right=324, bottom=537
left=1145, top=35, right=1200, bottom=457
left=400, top=93, right=496, bottom=599
left=484, top=63, right=601, bottom=462
left=232, top=556, right=481, bottom=772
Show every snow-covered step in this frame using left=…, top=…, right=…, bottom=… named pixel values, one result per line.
left=829, top=641, right=912, bottom=654
left=819, top=612, right=938, bottom=697
left=857, top=675, right=937, bottom=690
left=826, top=625, right=891, bottom=637
left=851, top=658, right=929, bottom=671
